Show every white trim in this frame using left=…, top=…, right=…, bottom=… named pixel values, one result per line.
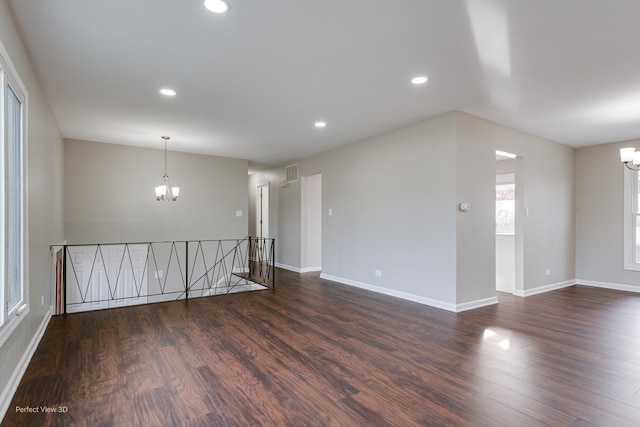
left=273, top=263, right=322, bottom=273
left=275, top=263, right=303, bottom=273
left=623, top=168, right=640, bottom=271
left=512, top=279, right=575, bottom=297
left=0, top=306, right=28, bottom=347
left=455, top=296, right=499, bottom=312
left=0, top=36, right=30, bottom=347
left=0, top=39, right=26, bottom=99
left=319, top=273, right=459, bottom=312
left=576, top=279, right=640, bottom=293
left=0, top=306, right=52, bottom=421
left=496, top=172, right=515, bottom=184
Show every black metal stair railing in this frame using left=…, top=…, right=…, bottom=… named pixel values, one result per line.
left=50, top=237, right=275, bottom=314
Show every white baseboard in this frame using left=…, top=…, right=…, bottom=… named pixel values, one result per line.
left=275, top=263, right=302, bottom=273
left=455, top=296, right=500, bottom=312
left=274, top=263, right=321, bottom=274
left=0, top=306, right=52, bottom=421
left=320, top=273, right=456, bottom=312
left=319, top=273, right=498, bottom=313
left=513, top=279, right=576, bottom=297
left=576, top=279, right=640, bottom=293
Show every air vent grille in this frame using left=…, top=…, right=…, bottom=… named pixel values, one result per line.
left=285, top=163, right=298, bottom=183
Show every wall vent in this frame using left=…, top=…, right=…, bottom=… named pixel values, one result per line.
left=285, top=163, right=299, bottom=183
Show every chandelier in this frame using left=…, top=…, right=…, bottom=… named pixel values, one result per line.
left=620, top=147, right=640, bottom=171
left=155, top=136, right=180, bottom=201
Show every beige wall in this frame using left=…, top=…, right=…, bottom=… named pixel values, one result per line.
left=64, top=139, right=248, bottom=243
left=301, top=173, right=322, bottom=270
left=576, top=140, right=640, bottom=289
left=0, top=1, right=65, bottom=415
left=456, top=113, right=576, bottom=300
left=295, top=112, right=459, bottom=306
left=255, top=112, right=576, bottom=310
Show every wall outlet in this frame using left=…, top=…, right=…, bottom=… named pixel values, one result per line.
left=328, top=208, right=333, bottom=216
left=41, top=296, right=44, bottom=306
left=155, top=270, right=164, bottom=279
left=235, top=210, right=243, bottom=217
left=545, top=269, right=551, bottom=276
left=375, top=270, right=382, bottom=277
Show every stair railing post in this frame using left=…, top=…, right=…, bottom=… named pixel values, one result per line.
left=185, top=241, right=189, bottom=300
left=271, top=238, right=276, bottom=290
left=249, top=236, right=253, bottom=278
left=63, top=245, right=67, bottom=314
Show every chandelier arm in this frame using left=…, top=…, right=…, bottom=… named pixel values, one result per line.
left=156, top=136, right=178, bottom=201
left=624, top=162, right=640, bottom=171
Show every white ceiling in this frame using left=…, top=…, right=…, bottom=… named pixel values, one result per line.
left=7, top=0, right=640, bottom=168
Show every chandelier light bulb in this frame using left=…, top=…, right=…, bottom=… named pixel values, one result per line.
left=620, top=147, right=635, bottom=163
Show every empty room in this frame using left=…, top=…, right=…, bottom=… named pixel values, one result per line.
left=1, top=0, right=639, bottom=426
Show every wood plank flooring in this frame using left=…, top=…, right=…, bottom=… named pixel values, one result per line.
left=2, top=269, right=640, bottom=426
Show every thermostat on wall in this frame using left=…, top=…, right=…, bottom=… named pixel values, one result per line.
left=459, top=202, right=471, bottom=212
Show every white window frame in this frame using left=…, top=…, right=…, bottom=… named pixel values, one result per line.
left=623, top=167, right=640, bottom=271
left=0, top=38, right=29, bottom=348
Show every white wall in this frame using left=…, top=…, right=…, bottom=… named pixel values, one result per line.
left=64, top=139, right=248, bottom=243
left=257, top=111, right=576, bottom=310
left=457, top=112, right=575, bottom=300
left=279, top=177, right=302, bottom=268
left=301, top=174, right=322, bottom=271
left=455, top=114, right=496, bottom=304
left=301, top=112, right=459, bottom=306
left=576, top=141, right=640, bottom=289
left=0, top=1, right=65, bottom=417
left=496, top=235, right=515, bottom=292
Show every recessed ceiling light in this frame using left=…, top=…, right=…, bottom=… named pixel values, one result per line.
left=159, top=88, right=176, bottom=96
left=411, top=76, right=428, bottom=85
left=315, top=121, right=326, bottom=128
left=204, top=0, right=230, bottom=13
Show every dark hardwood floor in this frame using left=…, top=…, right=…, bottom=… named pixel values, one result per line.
left=2, top=269, right=640, bottom=426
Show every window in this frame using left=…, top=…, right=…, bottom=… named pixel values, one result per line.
left=0, top=40, right=28, bottom=347
left=496, top=174, right=515, bottom=235
left=624, top=168, right=640, bottom=270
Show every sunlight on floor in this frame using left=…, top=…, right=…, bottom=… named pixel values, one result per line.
left=483, top=327, right=511, bottom=350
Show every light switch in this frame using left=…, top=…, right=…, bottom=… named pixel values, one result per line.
left=235, top=210, right=243, bottom=217
left=459, top=202, right=471, bottom=212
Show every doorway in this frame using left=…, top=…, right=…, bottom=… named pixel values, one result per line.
left=496, top=172, right=515, bottom=293
left=496, top=151, right=517, bottom=294
left=257, top=183, right=269, bottom=238
left=301, top=174, right=322, bottom=272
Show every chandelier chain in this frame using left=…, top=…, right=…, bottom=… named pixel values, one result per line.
left=156, top=136, right=179, bottom=201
